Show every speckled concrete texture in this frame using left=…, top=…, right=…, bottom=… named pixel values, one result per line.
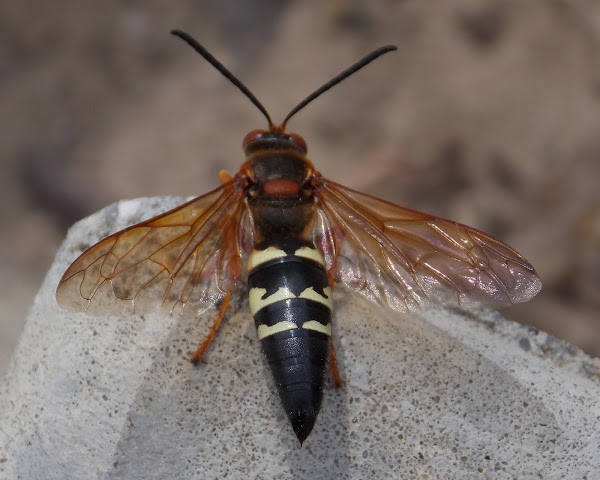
left=1, top=197, right=599, bottom=479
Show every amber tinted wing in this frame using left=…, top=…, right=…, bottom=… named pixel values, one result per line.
left=56, top=181, right=251, bottom=319
left=313, top=179, right=541, bottom=312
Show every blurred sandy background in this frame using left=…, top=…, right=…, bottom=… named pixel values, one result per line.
left=1, top=0, right=599, bottom=374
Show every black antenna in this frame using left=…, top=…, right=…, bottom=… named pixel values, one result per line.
left=280, top=45, right=397, bottom=130
left=171, top=29, right=274, bottom=129
left=171, top=29, right=397, bottom=132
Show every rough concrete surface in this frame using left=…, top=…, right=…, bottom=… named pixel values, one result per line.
left=1, top=197, right=599, bottom=479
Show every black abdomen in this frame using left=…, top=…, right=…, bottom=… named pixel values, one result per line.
left=248, top=238, right=332, bottom=444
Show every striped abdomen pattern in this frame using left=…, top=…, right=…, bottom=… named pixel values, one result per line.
left=248, top=238, right=332, bottom=443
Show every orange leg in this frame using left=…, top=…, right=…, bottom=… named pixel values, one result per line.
left=326, top=269, right=336, bottom=288
left=329, top=337, right=344, bottom=387
left=190, top=284, right=233, bottom=364
left=322, top=228, right=344, bottom=385
left=190, top=201, right=243, bottom=364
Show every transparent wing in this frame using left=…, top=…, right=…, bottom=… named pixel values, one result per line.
left=313, top=178, right=541, bottom=312
left=56, top=180, right=252, bottom=319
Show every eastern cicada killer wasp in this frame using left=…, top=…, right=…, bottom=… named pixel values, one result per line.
left=56, top=30, right=542, bottom=444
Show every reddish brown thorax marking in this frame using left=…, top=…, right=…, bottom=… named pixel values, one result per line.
left=262, top=179, right=302, bottom=196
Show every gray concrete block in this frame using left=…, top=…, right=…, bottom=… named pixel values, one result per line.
left=1, top=197, right=598, bottom=479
